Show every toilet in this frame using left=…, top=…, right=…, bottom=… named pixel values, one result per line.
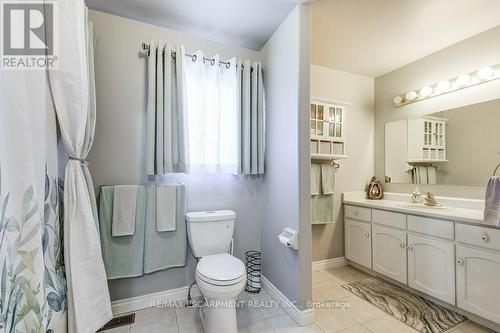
left=186, top=210, right=246, bottom=333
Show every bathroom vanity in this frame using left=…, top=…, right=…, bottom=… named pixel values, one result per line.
left=343, top=192, right=500, bottom=327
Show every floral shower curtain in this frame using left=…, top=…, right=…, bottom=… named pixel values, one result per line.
left=0, top=65, right=67, bottom=331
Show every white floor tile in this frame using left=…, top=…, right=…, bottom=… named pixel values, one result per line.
left=133, top=307, right=176, bottom=325
left=268, top=314, right=324, bottom=333
left=130, top=317, right=178, bottom=333
left=175, top=306, right=204, bottom=333
left=239, top=319, right=278, bottom=333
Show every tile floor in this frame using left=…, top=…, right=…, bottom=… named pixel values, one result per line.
left=104, top=265, right=495, bottom=333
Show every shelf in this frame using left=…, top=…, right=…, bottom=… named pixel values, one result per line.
left=311, top=154, right=349, bottom=161
left=407, top=159, right=449, bottom=164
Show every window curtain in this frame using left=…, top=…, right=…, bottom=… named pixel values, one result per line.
left=237, top=61, right=265, bottom=175
left=185, top=52, right=239, bottom=173
left=47, top=3, right=112, bottom=333
left=0, top=60, right=67, bottom=333
left=146, top=40, right=190, bottom=175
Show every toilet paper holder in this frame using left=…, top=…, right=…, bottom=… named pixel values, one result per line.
left=278, top=228, right=299, bottom=250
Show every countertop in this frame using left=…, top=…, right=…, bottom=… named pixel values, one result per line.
left=342, top=192, right=499, bottom=229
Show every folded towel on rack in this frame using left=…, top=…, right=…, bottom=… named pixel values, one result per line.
left=156, top=184, right=177, bottom=232
left=311, top=163, right=321, bottom=195
left=484, top=177, right=500, bottom=226
left=144, top=184, right=187, bottom=274
left=99, top=185, right=146, bottom=279
left=321, top=164, right=335, bottom=195
left=427, top=166, right=437, bottom=185
left=111, top=185, right=138, bottom=236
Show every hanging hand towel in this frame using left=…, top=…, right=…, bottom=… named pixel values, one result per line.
left=156, top=184, right=177, bottom=232
left=321, top=164, right=335, bottom=195
left=311, top=163, right=321, bottom=195
left=112, top=185, right=138, bottom=236
left=484, top=177, right=500, bottom=226
left=144, top=184, right=187, bottom=273
left=99, top=186, right=146, bottom=279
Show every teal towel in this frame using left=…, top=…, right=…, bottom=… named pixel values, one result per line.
left=99, top=185, right=146, bottom=279
left=311, top=194, right=333, bottom=224
left=144, top=184, right=187, bottom=274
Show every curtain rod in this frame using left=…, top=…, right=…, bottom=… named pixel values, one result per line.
left=141, top=42, right=233, bottom=68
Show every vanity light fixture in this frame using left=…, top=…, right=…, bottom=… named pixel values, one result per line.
left=393, top=63, right=500, bottom=107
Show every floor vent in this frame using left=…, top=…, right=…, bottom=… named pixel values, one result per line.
left=98, top=313, right=135, bottom=331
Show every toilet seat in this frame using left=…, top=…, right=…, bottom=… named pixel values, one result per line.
left=196, top=253, right=245, bottom=286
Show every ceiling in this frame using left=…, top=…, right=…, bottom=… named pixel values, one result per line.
left=85, top=0, right=298, bottom=50
left=311, top=0, right=500, bottom=77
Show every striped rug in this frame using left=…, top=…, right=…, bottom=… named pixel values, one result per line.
left=342, top=278, right=466, bottom=333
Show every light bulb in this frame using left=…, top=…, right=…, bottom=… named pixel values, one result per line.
left=405, top=91, right=417, bottom=101
left=477, top=67, right=494, bottom=80
left=419, top=86, right=433, bottom=97
left=393, top=96, right=403, bottom=104
left=436, top=80, right=451, bottom=92
left=456, top=74, right=471, bottom=86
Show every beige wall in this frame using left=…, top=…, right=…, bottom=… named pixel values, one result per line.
left=311, top=65, right=374, bottom=261
left=375, top=25, right=500, bottom=199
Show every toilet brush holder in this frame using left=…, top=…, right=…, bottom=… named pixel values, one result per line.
left=245, top=250, right=261, bottom=293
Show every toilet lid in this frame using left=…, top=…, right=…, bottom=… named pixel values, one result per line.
left=197, top=253, right=245, bottom=282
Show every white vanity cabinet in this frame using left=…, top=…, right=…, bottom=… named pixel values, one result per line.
left=345, top=218, right=372, bottom=269
left=455, top=224, right=500, bottom=324
left=344, top=202, right=500, bottom=326
left=407, top=234, right=455, bottom=304
left=372, top=225, right=407, bottom=284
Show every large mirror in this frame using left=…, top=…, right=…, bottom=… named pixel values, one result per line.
left=385, top=98, right=500, bottom=186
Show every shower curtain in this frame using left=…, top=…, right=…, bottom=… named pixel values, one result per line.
left=48, top=2, right=112, bottom=333
left=0, top=58, right=67, bottom=332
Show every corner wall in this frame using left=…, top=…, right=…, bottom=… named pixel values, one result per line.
left=310, top=65, right=375, bottom=261
left=374, top=25, right=500, bottom=199
left=260, top=5, right=312, bottom=307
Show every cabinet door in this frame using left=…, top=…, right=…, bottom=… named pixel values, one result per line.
left=373, top=225, right=407, bottom=284
left=345, top=219, right=371, bottom=269
left=407, top=234, right=455, bottom=304
left=456, top=245, right=500, bottom=323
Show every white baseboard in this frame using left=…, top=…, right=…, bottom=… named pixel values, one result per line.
left=261, top=276, right=314, bottom=327
left=312, top=257, right=348, bottom=272
left=111, top=284, right=201, bottom=315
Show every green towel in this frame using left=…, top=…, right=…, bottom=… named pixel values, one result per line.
left=311, top=194, right=334, bottom=224
left=144, top=184, right=187, bottom=274
left=99, top=185, right=146, bottom=279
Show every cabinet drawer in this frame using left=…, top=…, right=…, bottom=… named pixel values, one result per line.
left=456, top=224, right=500, bottom=251
left=407, top=215, right=454, bottom=240
left=372, top=209, right=406, bottom=230
left=345, top=205, right=371, bottom=222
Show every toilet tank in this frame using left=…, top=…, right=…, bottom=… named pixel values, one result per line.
left=186, top=210, right=236, bottom=257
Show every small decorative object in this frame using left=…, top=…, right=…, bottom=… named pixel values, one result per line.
left=424, top=192, right=440, bottom=206
left=366, top=176, right=384, bottom=200
left=411, top=187, right=423, bottom=203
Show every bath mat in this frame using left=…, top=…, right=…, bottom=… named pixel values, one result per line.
left=342, top=278, right=466, bottom=333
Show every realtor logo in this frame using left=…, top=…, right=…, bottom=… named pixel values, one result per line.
left=1, top=1, right=58, bottom=69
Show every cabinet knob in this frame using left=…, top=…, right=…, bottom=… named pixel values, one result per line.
left=354, top=211, right=359, bottom=216
left=456, top=258, right=464, bottom=265
left=399, top=242, right=405, bottom=248
left=481, top=233, right=489, bottom=242
left=407, top=245, right=413, bottom=251
left=364, top=232, right=370, bottom=238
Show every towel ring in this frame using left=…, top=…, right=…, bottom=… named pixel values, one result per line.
left=493, top=162, right=500, bottom=176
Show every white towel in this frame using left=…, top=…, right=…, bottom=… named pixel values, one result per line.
left=321, top=164, right=335, bottom=195
left=156, top=184, right=177, bottom=232
left=419, top=166, right=428, bottom=184
left=112, top=185, right=138, bottom=237
left=311, top=163, right=321, bottom=195
left=427, top=166, right=437, bottom=185
left=484, top=177, right=500, bottom=226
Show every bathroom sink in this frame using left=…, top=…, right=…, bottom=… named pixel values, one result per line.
left=396, top=203, right=453, bottom=211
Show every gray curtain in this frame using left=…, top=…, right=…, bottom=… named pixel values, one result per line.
left=237, top=60, right=265, bottom=175
left=146, top=40, right=189, bottom=175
